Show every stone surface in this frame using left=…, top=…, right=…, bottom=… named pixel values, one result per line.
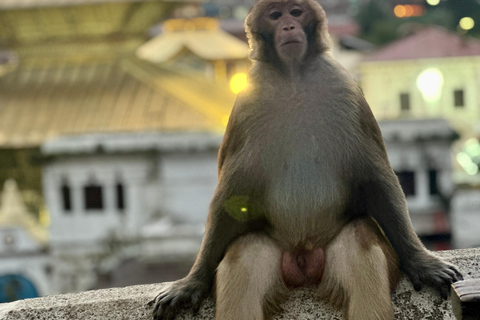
left=0, top=248, right=479, bottom=320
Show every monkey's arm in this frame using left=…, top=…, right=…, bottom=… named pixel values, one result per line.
left=357, top=99, right=462, bottom=298
left=151, top=98, right=254, bottom=320
left=150, top=193, right=251, bottom=320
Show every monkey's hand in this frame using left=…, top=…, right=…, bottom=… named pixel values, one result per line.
left=148, top=277, right=210, bottom=320
left=402, top=252, right=463, bottom=299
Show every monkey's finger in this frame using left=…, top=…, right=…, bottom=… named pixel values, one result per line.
left=152, top=302, right=162, bottom=316
left=169, top=294, right=185, bottom=309
left=191, top=291, right=203, bottom=313
left=443, top=268, right=460, bottom=283
left=153, top=305, right=164, bottom=320
left=154, top=303, right=173, bottom=320
left=155, top=291, right=169, bottom=302
left=147, top=299, right=156, bottom=307
left=158, top=293, right=175, bottom=306
left=153, top=296, right=171, bottom=316
left=451, top=267, right=464, bottom=281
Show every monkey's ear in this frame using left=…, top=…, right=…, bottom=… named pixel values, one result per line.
left=244, top=2, right=268, bottom=62
left=308, top=0, right=332, bottom=53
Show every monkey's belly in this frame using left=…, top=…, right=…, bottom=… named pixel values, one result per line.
left=281, top=246, right=325, bottom=288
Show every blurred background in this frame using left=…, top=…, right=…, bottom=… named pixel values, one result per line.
left=0, top=0, right=479, bottom=303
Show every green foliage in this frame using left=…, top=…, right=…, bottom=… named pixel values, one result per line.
left=356, top=0, right=392, bottom=37
left=355, top=0, right=480, bottom=45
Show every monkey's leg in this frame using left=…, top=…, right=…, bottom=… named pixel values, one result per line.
left=318, top=218, right=399, bottom=320
left=215, top=233, right=288, bottom=320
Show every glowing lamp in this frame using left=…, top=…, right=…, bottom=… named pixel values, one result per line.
left=416, top=68, right=444, bottom=103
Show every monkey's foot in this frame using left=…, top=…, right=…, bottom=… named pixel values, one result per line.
left=403, top=253, right=463, bottom=299
left=148, top=278, right=209, bottom=320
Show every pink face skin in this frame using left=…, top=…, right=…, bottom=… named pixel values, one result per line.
left=264, top=1, right=309, bottom=65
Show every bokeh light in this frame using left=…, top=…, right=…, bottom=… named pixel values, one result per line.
left=426, top=0, right=440, bottom=6
left=416, top=68, right=444, bottom=103
left=394, top=5, right=406, bottom=18
left=457, top=138, right=480, bottom=175
left=394, top=4, right=425, bottom=18
left=459, top=17, right=475, bottom=31
left=230, top=72, right=248, bottom=94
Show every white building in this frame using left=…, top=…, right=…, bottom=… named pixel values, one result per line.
left=41, top=132, right=221, bottom=293
left=359, top=27, right=480, bottom=183
left=378, top=118, right=458, bottom=250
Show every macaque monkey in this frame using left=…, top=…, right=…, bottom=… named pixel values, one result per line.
left=150, top=0, right=463, bottom=319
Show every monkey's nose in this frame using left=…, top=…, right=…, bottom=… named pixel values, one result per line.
left=283, top=25, right=295, bottom=31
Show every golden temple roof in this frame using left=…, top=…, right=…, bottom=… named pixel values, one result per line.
left=137, top=18, right=249, bottom=63
left=0, top=58, right=234, bottom=148
left=0, top=0, right=197, bottom=10
left=0, top=2, right=238, bottom=148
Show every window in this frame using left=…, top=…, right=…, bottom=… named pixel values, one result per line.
left=429, top=170, right=439, bottom=195
left=84, top=184, right=104, bottom=210
left=395, top=171, right=415, bottom=196
left=400, top=93, right=410, bottom=111
left=116, top=182, right=125, bottom=212
left=454, top=89, right=464, bottom=108
left=61, top=182, right=72, bottom=212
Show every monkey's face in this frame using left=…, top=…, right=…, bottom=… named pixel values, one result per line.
left=262, top=1, right=310, bottom=64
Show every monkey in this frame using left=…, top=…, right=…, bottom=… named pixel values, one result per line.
left=150, top=0, right=463, bottom=319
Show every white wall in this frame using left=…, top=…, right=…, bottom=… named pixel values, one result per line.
left=157, top=153, right=218, bottom=223
left=385, top=141, right=454, bottom=210
left=43, top=150, right=219, bottom=244
left=43, top=155, right=151, bottom=244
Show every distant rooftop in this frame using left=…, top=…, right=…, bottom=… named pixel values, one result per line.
left=0, top=59, right=233, bottom=148
left=137, top=18, right=249, bottom=63
left=364, top=27, right=480, bottom=62
left=0, top=0, right=196, bottom=9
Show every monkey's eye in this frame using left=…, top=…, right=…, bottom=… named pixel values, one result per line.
left=290, top=9, right=302, bottom=17
left=269, top=11, right=282, bottom=20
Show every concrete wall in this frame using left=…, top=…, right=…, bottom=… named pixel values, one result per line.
left=0, top=248, right=478, bottom=320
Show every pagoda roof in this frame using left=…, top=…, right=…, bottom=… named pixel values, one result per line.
left=137, top=18, right=249, bottom=63
left=0, top=179, right=47, bottom=245
left=364, top=27, right=480, bottom=62
left=0, top=1, right=178, bottom=47
left=0, top=58, right=234, bottom=148
left=0, top=0, right=197, bottom=10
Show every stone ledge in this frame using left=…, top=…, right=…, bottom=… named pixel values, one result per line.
left=1, top=248, right=479, bottom=320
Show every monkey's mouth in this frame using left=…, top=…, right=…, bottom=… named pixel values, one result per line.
left=282, top=40, right=302, bottom=46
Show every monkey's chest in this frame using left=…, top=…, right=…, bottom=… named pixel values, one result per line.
left=259, top=136, right=350, bottom=246
left=242, top=104, right=358, bottom=245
